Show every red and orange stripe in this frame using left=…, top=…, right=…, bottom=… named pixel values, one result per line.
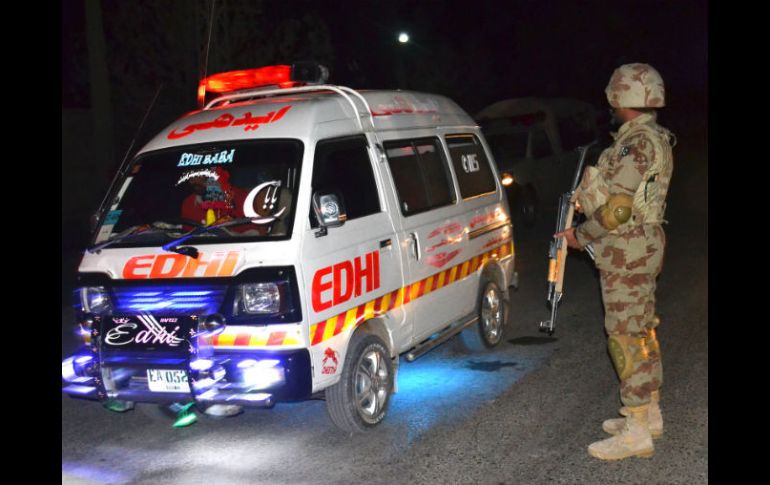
left=309, top=240, right=513, bottom=346
left=200, top=240, right=512, bottom=349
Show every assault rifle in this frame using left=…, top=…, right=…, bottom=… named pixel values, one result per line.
left=539, top=140, right=598, bottom=335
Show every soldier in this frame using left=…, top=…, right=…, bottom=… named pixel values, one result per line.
left=555, top=63, right=675, bottom=460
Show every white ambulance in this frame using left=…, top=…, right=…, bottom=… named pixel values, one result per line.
left=62, top=63, right=518, bottom=432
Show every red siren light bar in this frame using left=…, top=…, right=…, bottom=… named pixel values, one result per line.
left=198, top=62, right=330, bottom=108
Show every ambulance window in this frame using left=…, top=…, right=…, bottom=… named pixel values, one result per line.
left=310, top=136, right=380, bottom=228
left=445, top=134, right=497, bottom=199
left=385, top=138, right=456, bottom=216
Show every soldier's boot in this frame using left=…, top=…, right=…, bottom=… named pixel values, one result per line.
left=602, top=390, right=663, bottom=438
left=589, top=404, right=654, bottom=460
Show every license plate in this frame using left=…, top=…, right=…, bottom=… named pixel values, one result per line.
left=102, top=315, right=194, bottom=352
left=147, top=369, right=190, bottom=393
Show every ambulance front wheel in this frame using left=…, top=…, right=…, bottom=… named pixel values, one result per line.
left=325, top=332, right=393, bottom=433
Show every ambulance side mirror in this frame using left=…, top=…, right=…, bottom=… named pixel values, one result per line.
left=312, top=191, right=347, bottom=238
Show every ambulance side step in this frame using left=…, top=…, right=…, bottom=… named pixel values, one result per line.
left=404, top=315, right=479, bottom=362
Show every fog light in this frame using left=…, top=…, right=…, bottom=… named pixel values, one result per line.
left=237, top=359, right=258, bottom=369
left=62, top=357, right=77, bottom=382
left=240, top=360, right=283, bottom=390
left=190, top=359, right=213, bottom=371
left=62, top=354, right=97, bottom=382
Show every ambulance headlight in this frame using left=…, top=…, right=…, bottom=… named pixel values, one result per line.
left=80, top=287, right=112, bottom=314
left=239, top=283, right=281, bottom=314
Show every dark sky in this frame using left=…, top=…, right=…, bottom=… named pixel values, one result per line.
left=324, top=0, right=707, bottom=110
left=62, top=0, right=708, bottom=114
left=61, top=0, right=707, bottom=250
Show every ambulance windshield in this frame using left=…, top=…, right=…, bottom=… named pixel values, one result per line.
left=93, top=140, right=303, bottom=247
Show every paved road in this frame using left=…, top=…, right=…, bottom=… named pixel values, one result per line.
left=62, top=126, right=707, bottom=484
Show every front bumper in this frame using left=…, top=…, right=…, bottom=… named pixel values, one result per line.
left=62, top=345, right=312, bottom=408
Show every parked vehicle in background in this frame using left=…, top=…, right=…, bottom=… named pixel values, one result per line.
left=476, top=98, right=600, bottom=225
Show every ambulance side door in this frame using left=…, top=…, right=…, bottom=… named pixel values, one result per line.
left=301, top=136, right=407, bottom=382
left=380, top=135, right=474, bottom=344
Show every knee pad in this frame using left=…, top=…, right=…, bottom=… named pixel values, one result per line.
left=607, top=334, right=647, bottom=380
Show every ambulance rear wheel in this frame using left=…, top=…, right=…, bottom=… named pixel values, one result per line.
left=457, top=280, right=507, bottom=352
left=326, top=332, right=393, bottom=433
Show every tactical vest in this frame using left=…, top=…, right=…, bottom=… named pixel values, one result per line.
left=595, top=117, right=675, bottom=226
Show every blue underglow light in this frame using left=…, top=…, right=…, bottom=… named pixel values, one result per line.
left=126, top=302, right=173, bottom=311
left=62, top=462, right=132, bottom=484
left=113, top=285, right=225, bottom=314
left=232, top=392, right=271, bottom=402
left=242, top=365, right=283, bottom=389
left=62, top=357, right=76, bottom=381
left=75, top=355, right=94, bottom=365
left=384, top=345, right=550, bottom=444
left=157, top=297, right=209, bottom=302
left=63, top=384, right=96, bottom=395
left=168, top=303, right=215, bottom=309
left=237, top=359, right=258, bottom=369
left=198, top=389, right=218, bottom=400
left=193, top=378, right=216, bottom=390
left=190, top=359, right=213, bottom=371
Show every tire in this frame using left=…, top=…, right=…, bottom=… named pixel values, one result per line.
left=325, top=333, right=393, bottom=433
left=457, top=280, right=508, bottom=352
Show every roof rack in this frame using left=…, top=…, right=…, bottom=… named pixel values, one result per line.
left=203, top=84, right=376, bottom=132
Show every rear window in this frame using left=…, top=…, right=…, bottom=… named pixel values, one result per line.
left=445, top=134, right=497, bottom=199
left=385, top=138, right=456, bottom=216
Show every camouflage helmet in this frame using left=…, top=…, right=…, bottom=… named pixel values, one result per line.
left=605, top=63, right=665, bottom=108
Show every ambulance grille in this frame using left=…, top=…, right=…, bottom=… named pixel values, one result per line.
left=111, top=285, right=227, bottom=315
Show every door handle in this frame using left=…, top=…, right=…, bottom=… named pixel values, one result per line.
left=380, top=238, right=392, bottom=249
left=410, top=232, right=421, bottom=261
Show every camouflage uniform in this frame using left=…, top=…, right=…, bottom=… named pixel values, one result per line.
left=574, top=66, right=674, bottom=409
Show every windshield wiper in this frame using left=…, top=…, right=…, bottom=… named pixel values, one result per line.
left=87, top=225, right=158, bottom=253
left=161, top=217, right=254, bottom=259
left=86, top=219, right=200, bottom=254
